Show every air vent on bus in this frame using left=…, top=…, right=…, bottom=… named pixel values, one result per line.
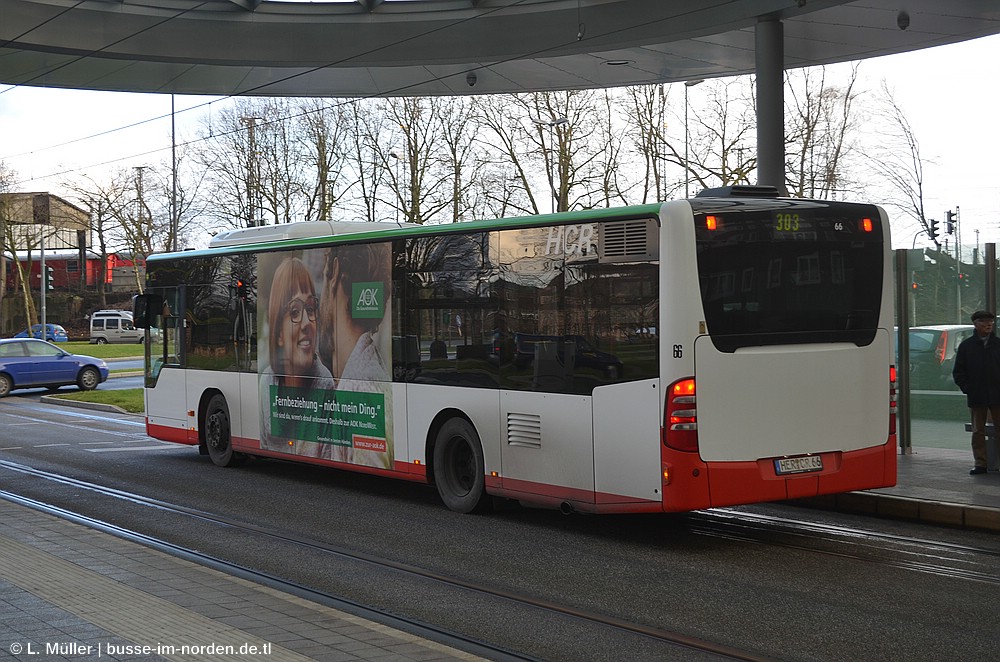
left=599, top=219, right=657, bottom=262
left=507, top=412, right=542, bottom=449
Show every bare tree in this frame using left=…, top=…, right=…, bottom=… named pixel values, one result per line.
left=0, top=193, right=61, bottom=329
left=151, top=148, right=210, bottom=252
left=784, top=65, right=862, bottom=199
left=296, top=99, right=351, bottom=222
left=686, top=78, right=757, bottom=191
left=381, top=96, right=451, bottom=224
left=195, top=98, right=294, bottom=228
left=588, top=89, right=635, bottom=208
left=623, top=84, right=682, bottom=202
left=253, top=98, right=310, bottom=224
left=2, top=220, right=39, bottom=329
left=70, top=76, right=891, bottom=239
left=437, top=96, right=486, bottom=222
left=62, top=170, right=136, bottom=308
left=119, top=166, right=161, bottom=293
left=476, top=95, right=539, bottom=216
left=341, top=98, right=395, bottom=223
left=870, top=81, right=933, bottom=243
left=0, top=161, right=14, bottom=307
left=521, top=90, right=602, bottom=213
left=478, top=91, right=600, bottom=215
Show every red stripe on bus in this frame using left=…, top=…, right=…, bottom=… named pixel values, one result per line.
left=146, top=420, right=196, bottom=445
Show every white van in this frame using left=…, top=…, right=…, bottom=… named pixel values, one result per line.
left=89, top=310, right=144, bottom=344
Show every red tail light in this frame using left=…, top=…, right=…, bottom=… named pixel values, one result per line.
left=889, top=366, right=897, bottom=436
left=664, top=378, right=699, bottom=452
left=934, top=331, right=948, bottom=364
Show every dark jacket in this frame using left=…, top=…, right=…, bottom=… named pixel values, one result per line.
left=953, top=332, right=1000, bottom=407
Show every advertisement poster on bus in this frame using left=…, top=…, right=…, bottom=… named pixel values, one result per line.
left=257, top=243, right=393, bottom=469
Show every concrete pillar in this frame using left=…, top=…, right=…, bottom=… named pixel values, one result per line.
left=755, top=17, right=787, bottom=195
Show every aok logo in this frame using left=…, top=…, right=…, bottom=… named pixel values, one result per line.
left=352, top=281, right=385, bottom=319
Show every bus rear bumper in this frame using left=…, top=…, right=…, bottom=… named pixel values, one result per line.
left=661, top=438, right=898, bottom=512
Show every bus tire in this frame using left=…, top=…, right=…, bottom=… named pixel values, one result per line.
left=433, top=417, right=490, bottom=514
left=205, top=394, right=238, bottom=467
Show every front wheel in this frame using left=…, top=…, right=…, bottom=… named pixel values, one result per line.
left=204, top=394, right=238, bottom=467
left=0, top=374, right=11, bottom=398
left=433, top=417, right=490, bottom=513
left=77, top=367, right=100, bottom=391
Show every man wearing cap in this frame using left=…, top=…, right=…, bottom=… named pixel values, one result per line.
left=953, top=310, right=1000, bottom=475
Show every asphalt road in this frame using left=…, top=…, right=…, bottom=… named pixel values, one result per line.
left=1, top=398, right=997, bottom=661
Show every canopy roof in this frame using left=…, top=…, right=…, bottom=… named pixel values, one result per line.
left=1, top=0, right=998, bottom=96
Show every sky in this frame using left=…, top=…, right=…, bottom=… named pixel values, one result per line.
left=0, top=32, right=998, bottom=253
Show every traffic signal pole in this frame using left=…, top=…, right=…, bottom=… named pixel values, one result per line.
left=987, top=243, right=996, bottom=315
left=951, top=208, right=960, bottom=323
left=895, top=249, right=911, bottom=454
left=40, top=234, right=46, bottom=335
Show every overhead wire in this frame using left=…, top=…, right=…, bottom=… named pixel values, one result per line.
left=0, top=0, right=702, bottom=186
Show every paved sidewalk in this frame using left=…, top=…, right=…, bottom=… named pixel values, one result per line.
left=0, top=499, right=483, bottom=662
left=799, top=446, right=1000, bottom=531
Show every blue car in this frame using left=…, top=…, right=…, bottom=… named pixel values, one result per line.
left=0, top=338, right=109, bottom=397
left=14, top=323, right=69, bottom=343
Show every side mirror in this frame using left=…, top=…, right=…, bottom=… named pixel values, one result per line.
left=132, top=293, right=163, bottom=329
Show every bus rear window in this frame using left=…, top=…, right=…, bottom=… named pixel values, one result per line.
left=692, top=200, right=883, bottom=352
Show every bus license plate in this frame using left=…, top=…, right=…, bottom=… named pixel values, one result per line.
left=774, top=455, right=823, bottom=475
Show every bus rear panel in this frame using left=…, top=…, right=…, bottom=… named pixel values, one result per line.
left=658, top=195, right=895, bottom=511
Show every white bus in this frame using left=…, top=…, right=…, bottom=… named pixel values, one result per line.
left=133, top=186, right=897, bottom=514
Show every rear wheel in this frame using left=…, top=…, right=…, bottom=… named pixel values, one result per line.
left=205, top=394, right=238, bottom=467
left=0, top=374, right=11, bottom=398
left=77, top=367, right=100, bottom=391
left=96, top=337, right=108, bottom=345
left=433, top=417, right=490, bottom=513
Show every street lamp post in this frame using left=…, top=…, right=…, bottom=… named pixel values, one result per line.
left=240, top=116, right=262, bottom=226
left=170, top=94, right=177, bottom=251
left=390, top=152, right=402, bottom=223
left=684, top=79, right=704, bottom=198
left=531, top=116, right=568, bottom=213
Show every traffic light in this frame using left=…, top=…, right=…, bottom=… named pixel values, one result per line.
left=45, top=266, right=54, bottom=290
left=928, top=218, right=939, bottom=241
left=945, top=210, right=956, bottom=235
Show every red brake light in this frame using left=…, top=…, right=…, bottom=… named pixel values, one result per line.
left=935, top=331, right=948, bottom=364
left=705, top=215, right=718, bottom=231
left=664, top=378, right=699, bottom=452
left=862, top=218, right=873, bottom=232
